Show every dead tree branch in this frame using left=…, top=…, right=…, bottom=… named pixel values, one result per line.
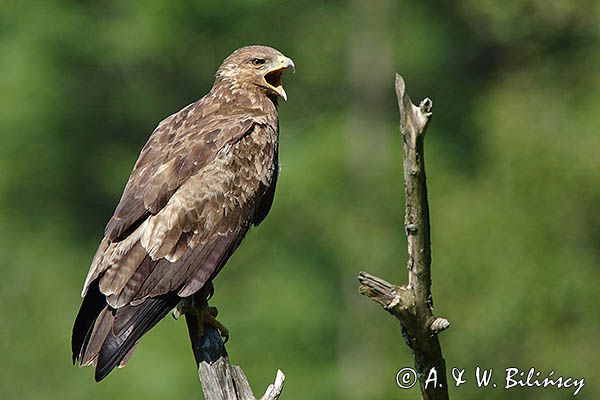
left=183, top=290, right=285, bottom=400
left=358, top=74, right=450, bottom=400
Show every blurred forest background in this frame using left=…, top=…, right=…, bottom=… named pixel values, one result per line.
left=0, top=1, right=598, bottom=399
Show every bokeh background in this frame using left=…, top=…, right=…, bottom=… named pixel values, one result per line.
left=1, top=1, right=598, bottom=399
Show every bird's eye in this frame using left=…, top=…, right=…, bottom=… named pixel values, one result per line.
left=250, top=58, right=266, bottom=66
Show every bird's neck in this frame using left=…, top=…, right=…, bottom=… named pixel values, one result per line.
left=209, top=78, right=278, bottom=115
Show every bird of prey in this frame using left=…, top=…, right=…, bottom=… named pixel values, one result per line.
left=72, top=45, right=294, bottom=381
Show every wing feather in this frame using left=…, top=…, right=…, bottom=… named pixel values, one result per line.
left=104, top=103, right=254, bottom=242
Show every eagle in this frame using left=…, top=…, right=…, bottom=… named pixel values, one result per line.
left=71, top=45, right=294, bottom=381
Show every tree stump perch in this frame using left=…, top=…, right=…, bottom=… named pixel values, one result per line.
left=358, top=74, right=450, bottom=400
left=183, top=291, right=285, bottom=400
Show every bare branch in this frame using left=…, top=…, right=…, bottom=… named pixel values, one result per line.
left=259, top=370, right=286, bottom=400
left=358, top=74, right=450, bottom=400
left=357, top=271, right=414, bottom=321
left=183, top=290, right=285, bottom=400
left=196, top=349, right=285, bottom=400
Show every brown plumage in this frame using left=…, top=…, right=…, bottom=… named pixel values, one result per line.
left=72, top=45, right=294, bottom=381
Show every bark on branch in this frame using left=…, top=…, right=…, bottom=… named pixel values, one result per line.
left=358, top=74, right=450, bottom=400
left=183, top=291, right=285, bottom=400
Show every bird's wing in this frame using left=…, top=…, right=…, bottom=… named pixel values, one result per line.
left=81, top=101, right=256, bottom=295
left=104, top=101, right=254, bottom=242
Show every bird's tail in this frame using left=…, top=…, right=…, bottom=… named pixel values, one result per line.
left=71, top=280, right=180, bottom=381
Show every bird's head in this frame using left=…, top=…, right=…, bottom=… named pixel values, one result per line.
left=216, top=45, right=295, bottom=101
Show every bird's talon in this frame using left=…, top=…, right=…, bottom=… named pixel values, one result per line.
left=206, top=283, right=215, bottom=300
left=207, top=306, right=218, bottom=317
left=194, top=305, right=229, bottom=343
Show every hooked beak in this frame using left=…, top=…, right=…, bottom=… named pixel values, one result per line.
left=264, top=56, right=295, bottom=101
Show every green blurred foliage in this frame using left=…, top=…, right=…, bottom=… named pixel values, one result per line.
left=0, top=1, right=598, bottom=399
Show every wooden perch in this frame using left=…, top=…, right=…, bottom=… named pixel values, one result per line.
left=183, top=291, right=285, bottom=400
left=358, top=74, right=450, bottom=400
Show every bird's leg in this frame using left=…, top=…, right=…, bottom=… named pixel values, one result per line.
left=196, top=305, right=229, bottom=343
left=178, top=282, right=229, bottom=342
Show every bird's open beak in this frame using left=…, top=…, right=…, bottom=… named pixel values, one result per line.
left=264, top=56, right=295, bottom=101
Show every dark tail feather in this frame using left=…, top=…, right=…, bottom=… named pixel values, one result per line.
left=72, top=281, right=106, bottom=364
left=94, top=293, right=180, bottom=381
